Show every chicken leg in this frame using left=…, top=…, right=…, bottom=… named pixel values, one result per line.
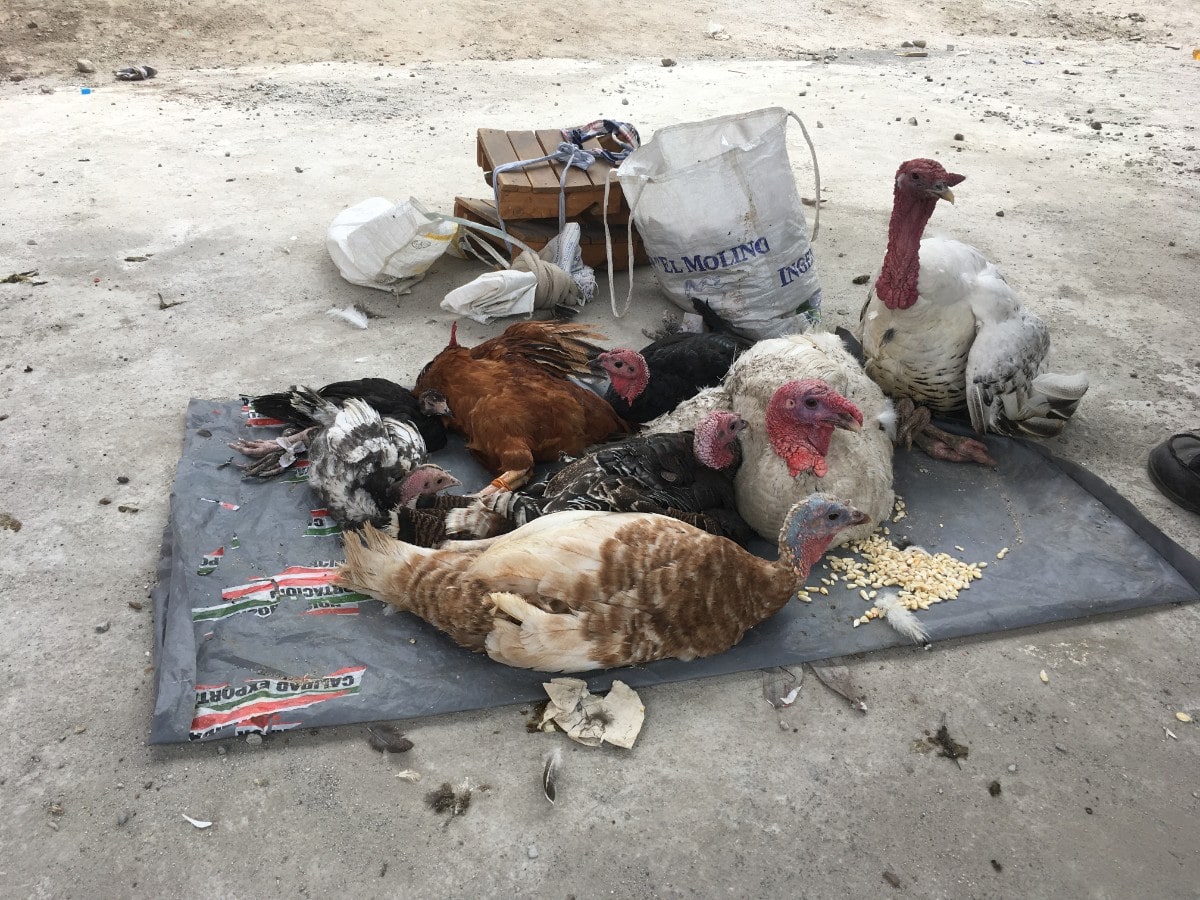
left=228, top=426, right=318, bottom=477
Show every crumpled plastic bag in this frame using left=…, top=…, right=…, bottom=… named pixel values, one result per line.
left=327, top=197, right=457, bottom=293
left=442, top=222, right=596, bottom=323
left=440, top=269, right=539, bottom=324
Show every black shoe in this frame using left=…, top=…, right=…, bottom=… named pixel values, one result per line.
left=1148, top=431, right=1200, bottom=514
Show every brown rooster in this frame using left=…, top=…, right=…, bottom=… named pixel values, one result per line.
left=414, top=321, right=631, bottom=492
left=336, top=493, right=868, bottom=672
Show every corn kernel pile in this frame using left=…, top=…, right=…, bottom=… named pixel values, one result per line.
left=796, top=497, right=1005, bottom=628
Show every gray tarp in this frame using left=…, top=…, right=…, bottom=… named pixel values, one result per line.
left=150, top=399, right=1200, bottom=743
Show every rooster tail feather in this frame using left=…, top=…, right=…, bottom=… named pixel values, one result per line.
left=287, top=386, right=340, bottom=428
left=876, top=589, right=930, bottom=645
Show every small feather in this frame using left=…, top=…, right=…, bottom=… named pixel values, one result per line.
left=366, top=724, right=414, bottom=753
left=542, top=746, right=563, bottom=804
left=875, top=589, right=930, bottom=645
left=182, top=813, right=213, bottom=829
left=326, top=304, right=370, bottom=329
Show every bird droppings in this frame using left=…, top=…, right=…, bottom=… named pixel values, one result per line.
left=426, top=782, right=472, bottom=818
left=95, top=621, right=111, bottom=634
left=932, top=724, right=969, bottom=761
left=991, top=860, right=1004, bottom=872
left=988, top=780, right=1002, bottom=796
left=117, top=475, right=130, bottom=484
left=0, top=513, right=21, bottom=532
left=882, top=871, right=902, bottom=889
left=365, top=725, right=414, bottom=753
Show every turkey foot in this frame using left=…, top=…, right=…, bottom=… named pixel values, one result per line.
left=228, top=427, right=316, bottom=477
left=894, top=399, right=996, bottom=467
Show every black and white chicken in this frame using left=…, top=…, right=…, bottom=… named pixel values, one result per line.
left=232, top=388, right=430, bottom=527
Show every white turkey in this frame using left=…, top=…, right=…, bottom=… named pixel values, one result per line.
left=856, top=158, right=1088, bottom=461
left=644, top=331, right=896, bottom=547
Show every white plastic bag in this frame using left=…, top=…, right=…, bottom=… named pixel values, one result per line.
left=440, top=269, right=538, bottom=323
left=326, top=197, right=458, bottom=292
left=615, top=107, right=822, bottom=338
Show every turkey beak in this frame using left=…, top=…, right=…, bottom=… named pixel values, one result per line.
left=837, top=411, right=863, bottom=433
left=929, top=182, right=955, bottom=204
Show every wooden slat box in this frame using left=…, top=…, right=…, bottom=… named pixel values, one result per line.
left=476, top=128, right=630, bottom=221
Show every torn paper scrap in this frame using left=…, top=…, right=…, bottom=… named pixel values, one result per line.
left=540, top=678, right=645, bottom=749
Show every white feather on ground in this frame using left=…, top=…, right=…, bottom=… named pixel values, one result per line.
left=326, top=305, right=370, bottom=329
left=874, top=588, right=930, bottom=645
left=644, top=331, right=894, bottom=546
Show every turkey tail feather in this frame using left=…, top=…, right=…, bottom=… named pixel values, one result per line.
left=997, top=371, right=1089, bottom=437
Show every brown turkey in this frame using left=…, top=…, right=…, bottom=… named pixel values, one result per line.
left=336, top=493, right=868, bottom=672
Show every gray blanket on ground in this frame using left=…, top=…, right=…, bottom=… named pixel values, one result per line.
left=149, top=400, right=1200, bottom=743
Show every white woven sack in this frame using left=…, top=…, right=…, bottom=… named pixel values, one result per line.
left=616, top=107, right=822, bottom=338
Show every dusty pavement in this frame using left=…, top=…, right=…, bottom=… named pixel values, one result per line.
left=2, top=1, right=1200, bottom=897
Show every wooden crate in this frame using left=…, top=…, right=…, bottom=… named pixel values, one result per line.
left=453, top=197, right=646, bottom=272
left=476, top=128, right=630, bottom=221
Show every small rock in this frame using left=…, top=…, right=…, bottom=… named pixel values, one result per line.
left=996, top=210, right=1005, bottom=217
left=294, top=166, right=303, bottom=173
left=117, top=475, right=129, bottom=484
left=912, top=39, right=927, bottom=48
left=852, top=274, right=871, bottom=285
left=127, top=600, right=143, bottom=611
left=1009, top=31, right=1018, bottom=36
left=216, top=745, right=227, bottom=756
left=76, top=59, right=96, bottom=74
left=621, top=98, right=629, bottom=106
left=10, top=74, right=27, bottom=82
left=946, top=44, right=955, bottom=51
left=95, top=622, right=111, bottom=634
left=245, top=733, right=263, bottom=748
left=901, top=40, right=913, bottom=48
left=0, top=513, right=21, bottom=533
left=254, top=777, right=269, bottom=787
left=798, top=90, right=806, bottom=96
left=1089, top=121, right=1102, bottom=130
left=816, top=121, right=824, bottom=128
left=1007, top=763, right=1017, bottom=772
left=660, top=58, right=676, bottom=67
left=988, top=780, right=1002, bottom=796
left=907, top=117, right=918, bottom=126
left=527, top=845, right=539, bottom=859
left=39, top=86, right=54, bottom=95
left=224, top=151, right=230, bottom=157
left=116, top=810, right=135, bottom=826
left=954, top=132, right=965, bottom=141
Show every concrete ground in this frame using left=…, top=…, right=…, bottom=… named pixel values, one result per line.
left=1, top=3, right=1199, bottom=897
